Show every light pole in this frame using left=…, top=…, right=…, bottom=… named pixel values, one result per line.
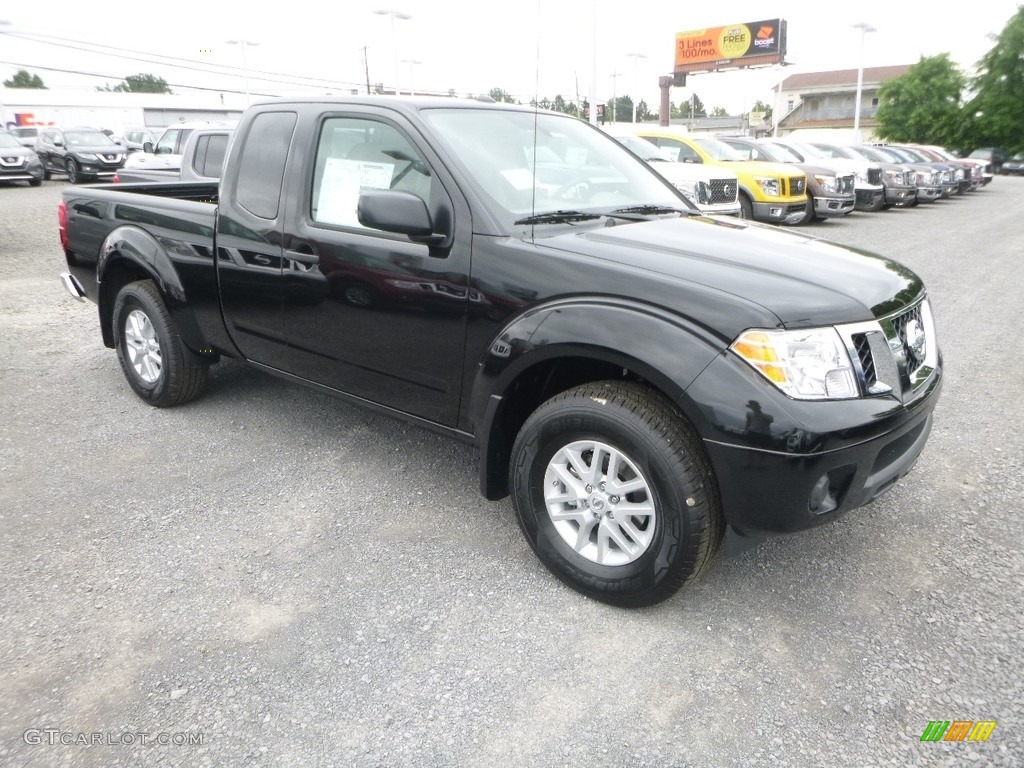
left=226, top=39, right=260, bottom=105
left=625, top=53, right=647, bottom=123
left=852, top=22, right=876, bottom=140
left=373, top=9, right=412, bottom=95
left=401, top=59, right=422, bottom=96
left=609, top=71, right=621, bottom=123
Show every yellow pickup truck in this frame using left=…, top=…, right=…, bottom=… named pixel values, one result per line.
left=633, top=126, right=808, bottom=225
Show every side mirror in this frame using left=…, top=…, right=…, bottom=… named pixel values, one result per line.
left=143, top=142, right=154, bottom=153
left=357, top=190, right=450, bottom=248
left=54, top=138, right=65, bottom=147
left=113, top=137, right=123, bottom=145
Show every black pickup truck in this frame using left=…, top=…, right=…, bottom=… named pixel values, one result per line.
left=58, top=97, right=942, bottom=607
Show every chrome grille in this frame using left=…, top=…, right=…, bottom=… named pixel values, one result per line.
left=837, top=299, right=938, bottom=400
left=708, top=178, right=737, bottom=204
left=838, top=174, right=855, bottom=194
left=868, top=168, right=882, bottom=184
left=789, top=177, right=806, bottom=195
left=0, top=155, right=26, bottom=167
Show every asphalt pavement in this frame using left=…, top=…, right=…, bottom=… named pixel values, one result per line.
left=0, top=177, right=1021, bottom=767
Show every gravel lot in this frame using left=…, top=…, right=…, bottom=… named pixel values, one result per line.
left=1, top=178, right=1021, bottom=767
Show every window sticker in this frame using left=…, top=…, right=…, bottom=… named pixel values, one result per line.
left=316, top=158, right=394, bottom=226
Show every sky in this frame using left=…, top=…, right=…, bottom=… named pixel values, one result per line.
left=1, top=0, right=1021, bottom=115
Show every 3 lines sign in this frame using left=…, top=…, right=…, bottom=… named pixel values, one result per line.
left=920, top=720, right=997, bottom=742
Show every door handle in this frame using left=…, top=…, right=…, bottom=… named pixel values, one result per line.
left=285, top=249, right=320, bottom=267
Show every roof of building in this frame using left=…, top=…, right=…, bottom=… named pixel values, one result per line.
left=780, top=65, right=912, bottom=91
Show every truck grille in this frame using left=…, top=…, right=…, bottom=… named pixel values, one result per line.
left=788, top=177, right=806, bottom=196
left=707, top=178, right=738, bottom=204
left=838, top=174, right=855, bottom=194
left=1, top=155, right=26, bottom=167
left=867, top=168, right=882, bottom=185
left=839, top=299, right=937, bottom=400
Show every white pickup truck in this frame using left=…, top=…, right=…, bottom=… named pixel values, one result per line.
left=604, top=127, right=741, bottom=216
left=114, top=126, right=233, bottom=184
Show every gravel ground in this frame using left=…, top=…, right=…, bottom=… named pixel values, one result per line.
left=0, top=178, right=1021, bottom=767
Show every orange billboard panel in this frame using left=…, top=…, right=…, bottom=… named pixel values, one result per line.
left=675, top=19, right=786, bottom=73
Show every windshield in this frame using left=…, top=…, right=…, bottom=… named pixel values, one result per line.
left=421, top=108, right=683, bottom=221
left=64, top=130, right=117, bottom=147
left=611, top=134, right=673, bottom=162
left=10, top=127, right=37, bottom=139
left=0, top=133, right=24, bottom=148
left=897, top=146, right=929, bottom=162
left=847, top=145, right=884, bottom=162
left=761, top=142, right=803, bottom=162
left=691, top=137, right=746, bottom=161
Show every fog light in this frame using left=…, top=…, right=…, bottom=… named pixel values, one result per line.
left=769, top=207, right=782, bottom=217
left=809, top=474, right=837, bottom=515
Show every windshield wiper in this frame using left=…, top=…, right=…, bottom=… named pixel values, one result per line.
left=609, top=205, right=690, bottom=216
left=514, top=210, right=603, bottom=225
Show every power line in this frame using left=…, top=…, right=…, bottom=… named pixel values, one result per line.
left=0, top=30, right=366, bottom=93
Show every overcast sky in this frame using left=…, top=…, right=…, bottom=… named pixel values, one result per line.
left=2, top=0, right=1021, bottom=114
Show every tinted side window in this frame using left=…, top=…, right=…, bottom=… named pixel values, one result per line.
left=236, top=112, right=297, bottom=219
left=192, top=134, right=229, bottom=178
left=156, top=129, right=179, bottom=154
left=310, top=116, right=432, bottom=228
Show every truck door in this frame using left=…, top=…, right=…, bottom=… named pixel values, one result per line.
left=279, top=110, right=472, bottom=428
left=217, top=110, right=297, bottom=366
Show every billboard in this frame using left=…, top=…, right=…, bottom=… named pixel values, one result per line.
left=674, top=19, right=786, bottom=73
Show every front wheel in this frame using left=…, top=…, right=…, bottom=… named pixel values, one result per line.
left=737, top=193, right=753, bottom=220
left=113, top=280, right=209, bottom=407
left=66, top=158, right=81, bottom=184
left=510, top=381, right=723, bottom=607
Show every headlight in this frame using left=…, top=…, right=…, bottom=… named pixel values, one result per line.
left=813, top=174, right=838, bottom=193
left=755, top=176, right=780, bottom=197
left=731, top=328, right=858, bottom=400
left=77, top=153, right=98, bottom=161
left=674, top=180, right=700, bottom=204
left=883, top=169, right=902, bottom=182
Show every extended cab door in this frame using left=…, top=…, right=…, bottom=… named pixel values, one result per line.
left=217, top=110, right=298, bottom=365
left=278, top=108, right=472, bottom=427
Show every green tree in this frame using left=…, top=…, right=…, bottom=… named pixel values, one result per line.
left=108, top=73, right=173, bottom=94
left=964, top=7, right=1024, bottom=151
left=488, top=87, right=517, bottom=104
left=3, top=69, right=46, bottom=88
left=710, top=106, right=729, bottom=117
left=608, top=95, right=633, bottom=122
left=636, top=100, right=652, bottom=122
left=687, top=94, right=707, bottom=118
left=750, top=99, right=773, bottom=124
left=875, top=54, right=966, bottom=147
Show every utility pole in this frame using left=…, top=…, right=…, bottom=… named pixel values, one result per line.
left=610, top=71, right=621, bottom=123
left=363, top=47, right=371, bottom=95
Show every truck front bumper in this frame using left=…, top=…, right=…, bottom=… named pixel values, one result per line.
left=682, top=349, right=943, bottom=536
left=885, top=186, right=917, bottom=206
left=855, top=188, right=884, bottom=210
left=813, top=194, right=856, bottom=218
left=752, top=200, right=806, bottom=224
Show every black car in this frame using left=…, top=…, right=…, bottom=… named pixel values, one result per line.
left=35, top=127, right=127, bottom=184
left=1001, top=152, right=1024, bottom=175
left=0, top=130, right=45, bottom=186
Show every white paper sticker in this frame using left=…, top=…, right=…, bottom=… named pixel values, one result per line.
left=316, top=158, right=395, bottom=227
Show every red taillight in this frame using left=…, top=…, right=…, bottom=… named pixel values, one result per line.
left=57, top=199, right=69, bottom=251
left=113, top=173, right=120, bottom=183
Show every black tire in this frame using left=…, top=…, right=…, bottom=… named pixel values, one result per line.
left=29, top=178, right=42, bottom=187
left=43, top=165, right=52, bottom=181
left=510, top=381, right=724, bottom=607
left=737, top=193, right=753, bottom=220
left=113, top=280, right=209, bottom=407
left=66, top=158, right=80, bottom=184
left=342, top=283, right=375, bottom=308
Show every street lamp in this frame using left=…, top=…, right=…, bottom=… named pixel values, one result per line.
left=852, top=22, right=876, bottom=140
left=226, top=39, right=260, bottom=105
left=401, top=59, right=421, bottom=96
left=373, top=9, right=412, bottom=95
left=625, top=53, right=647, bottom=123
left=609, top=70, right=621, bottom=123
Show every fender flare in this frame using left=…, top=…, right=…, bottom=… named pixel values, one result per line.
left=471, top=297, right=729, bottom=499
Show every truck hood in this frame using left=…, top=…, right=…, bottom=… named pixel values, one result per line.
left=539, top=215, right=923, bottom=327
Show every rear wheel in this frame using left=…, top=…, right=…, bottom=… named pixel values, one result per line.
left=510, top=381, right=724, bottom=607
left=113, top=280, right=209, bottom=407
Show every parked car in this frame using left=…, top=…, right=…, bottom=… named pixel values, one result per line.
left=117, top=128, right=158, bottom=153
left=605, top=128, right=741, bottom=216
left=912, top=145, right=984, bottom=191
left=1001, top=152, right=1024, bottom=175
left=57, top=96, right=943, bottom=607
left=859, top=145, right=945, bottom=203
left=7, top=126, right=40, bottom=148
left=121, top=120, right=237, bottom=173
left=34, top=127, right=127, bottom=183
left=806, top=142, right=917, bottom=209
left=717, top=136, right=854, bottom=224
left=766, top=139, right=884, bottom=213
left=632, top=126, right=808, bottom=224
left=115, top=127, right=233, bottom=184
left=881, top=145, right=959, bottom=199
left=967, top=147, right=1007, bottom=177
left=0, top=130, right=44, bottom=186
